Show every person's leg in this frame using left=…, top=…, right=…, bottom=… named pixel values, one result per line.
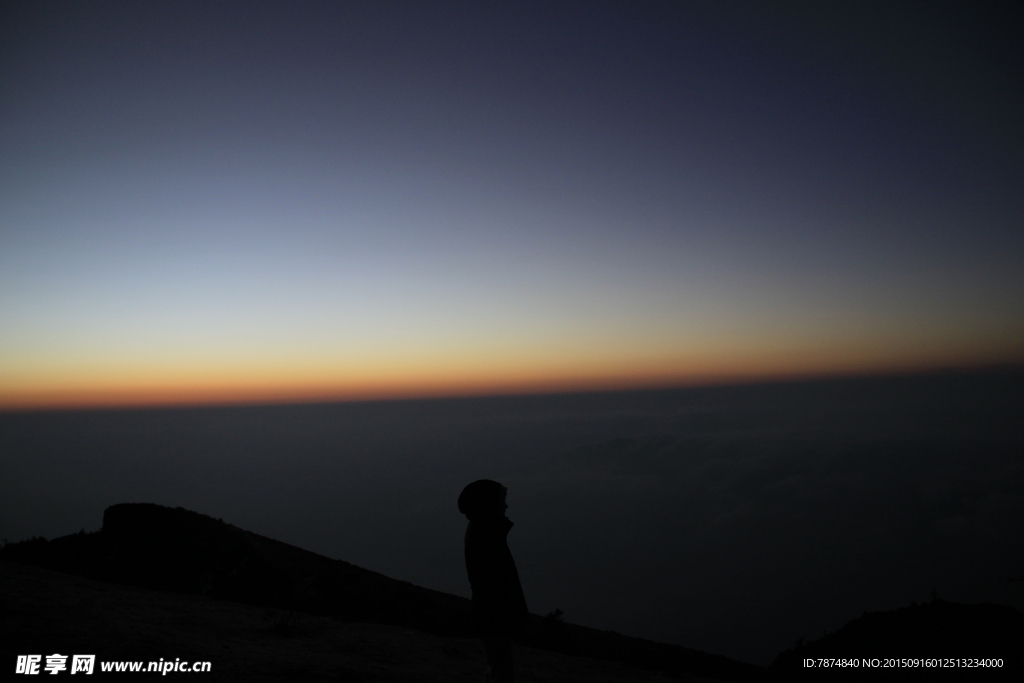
left=480, top=635, right=514, bottom=682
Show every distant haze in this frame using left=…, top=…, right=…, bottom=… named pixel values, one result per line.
left=2, top=1, right=1023, bottom=409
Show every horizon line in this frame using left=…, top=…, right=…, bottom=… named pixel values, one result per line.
left=3, top=361, right=1021, bottom=415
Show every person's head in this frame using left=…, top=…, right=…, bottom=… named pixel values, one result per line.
left=458, top=479, right=508, bottom=521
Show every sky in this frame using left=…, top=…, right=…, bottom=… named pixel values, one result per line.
left=2, top=0, right=1023, bottom=409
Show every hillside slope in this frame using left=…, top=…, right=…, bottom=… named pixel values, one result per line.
left=1, top=560, right=724, bottom=682
left=1, top=503, right=760, bottom=681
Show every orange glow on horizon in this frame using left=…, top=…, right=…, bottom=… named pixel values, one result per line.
left=3, top=343, right=1019, bottom=412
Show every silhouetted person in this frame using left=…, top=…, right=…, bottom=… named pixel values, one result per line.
left=458, top=479, right=529, bottom=683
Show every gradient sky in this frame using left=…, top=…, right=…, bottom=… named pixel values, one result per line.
left=2, top=1, right=1022, bottom=408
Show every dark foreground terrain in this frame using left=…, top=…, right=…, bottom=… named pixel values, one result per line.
left=3, top=503, right=1021, bottom=680
left=1, top=503, right=758, bottom=681
left=1, top=560, right=722, bottom=682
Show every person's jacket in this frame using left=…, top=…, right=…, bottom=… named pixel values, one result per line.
left=464, top=515, right=529, bottom=635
